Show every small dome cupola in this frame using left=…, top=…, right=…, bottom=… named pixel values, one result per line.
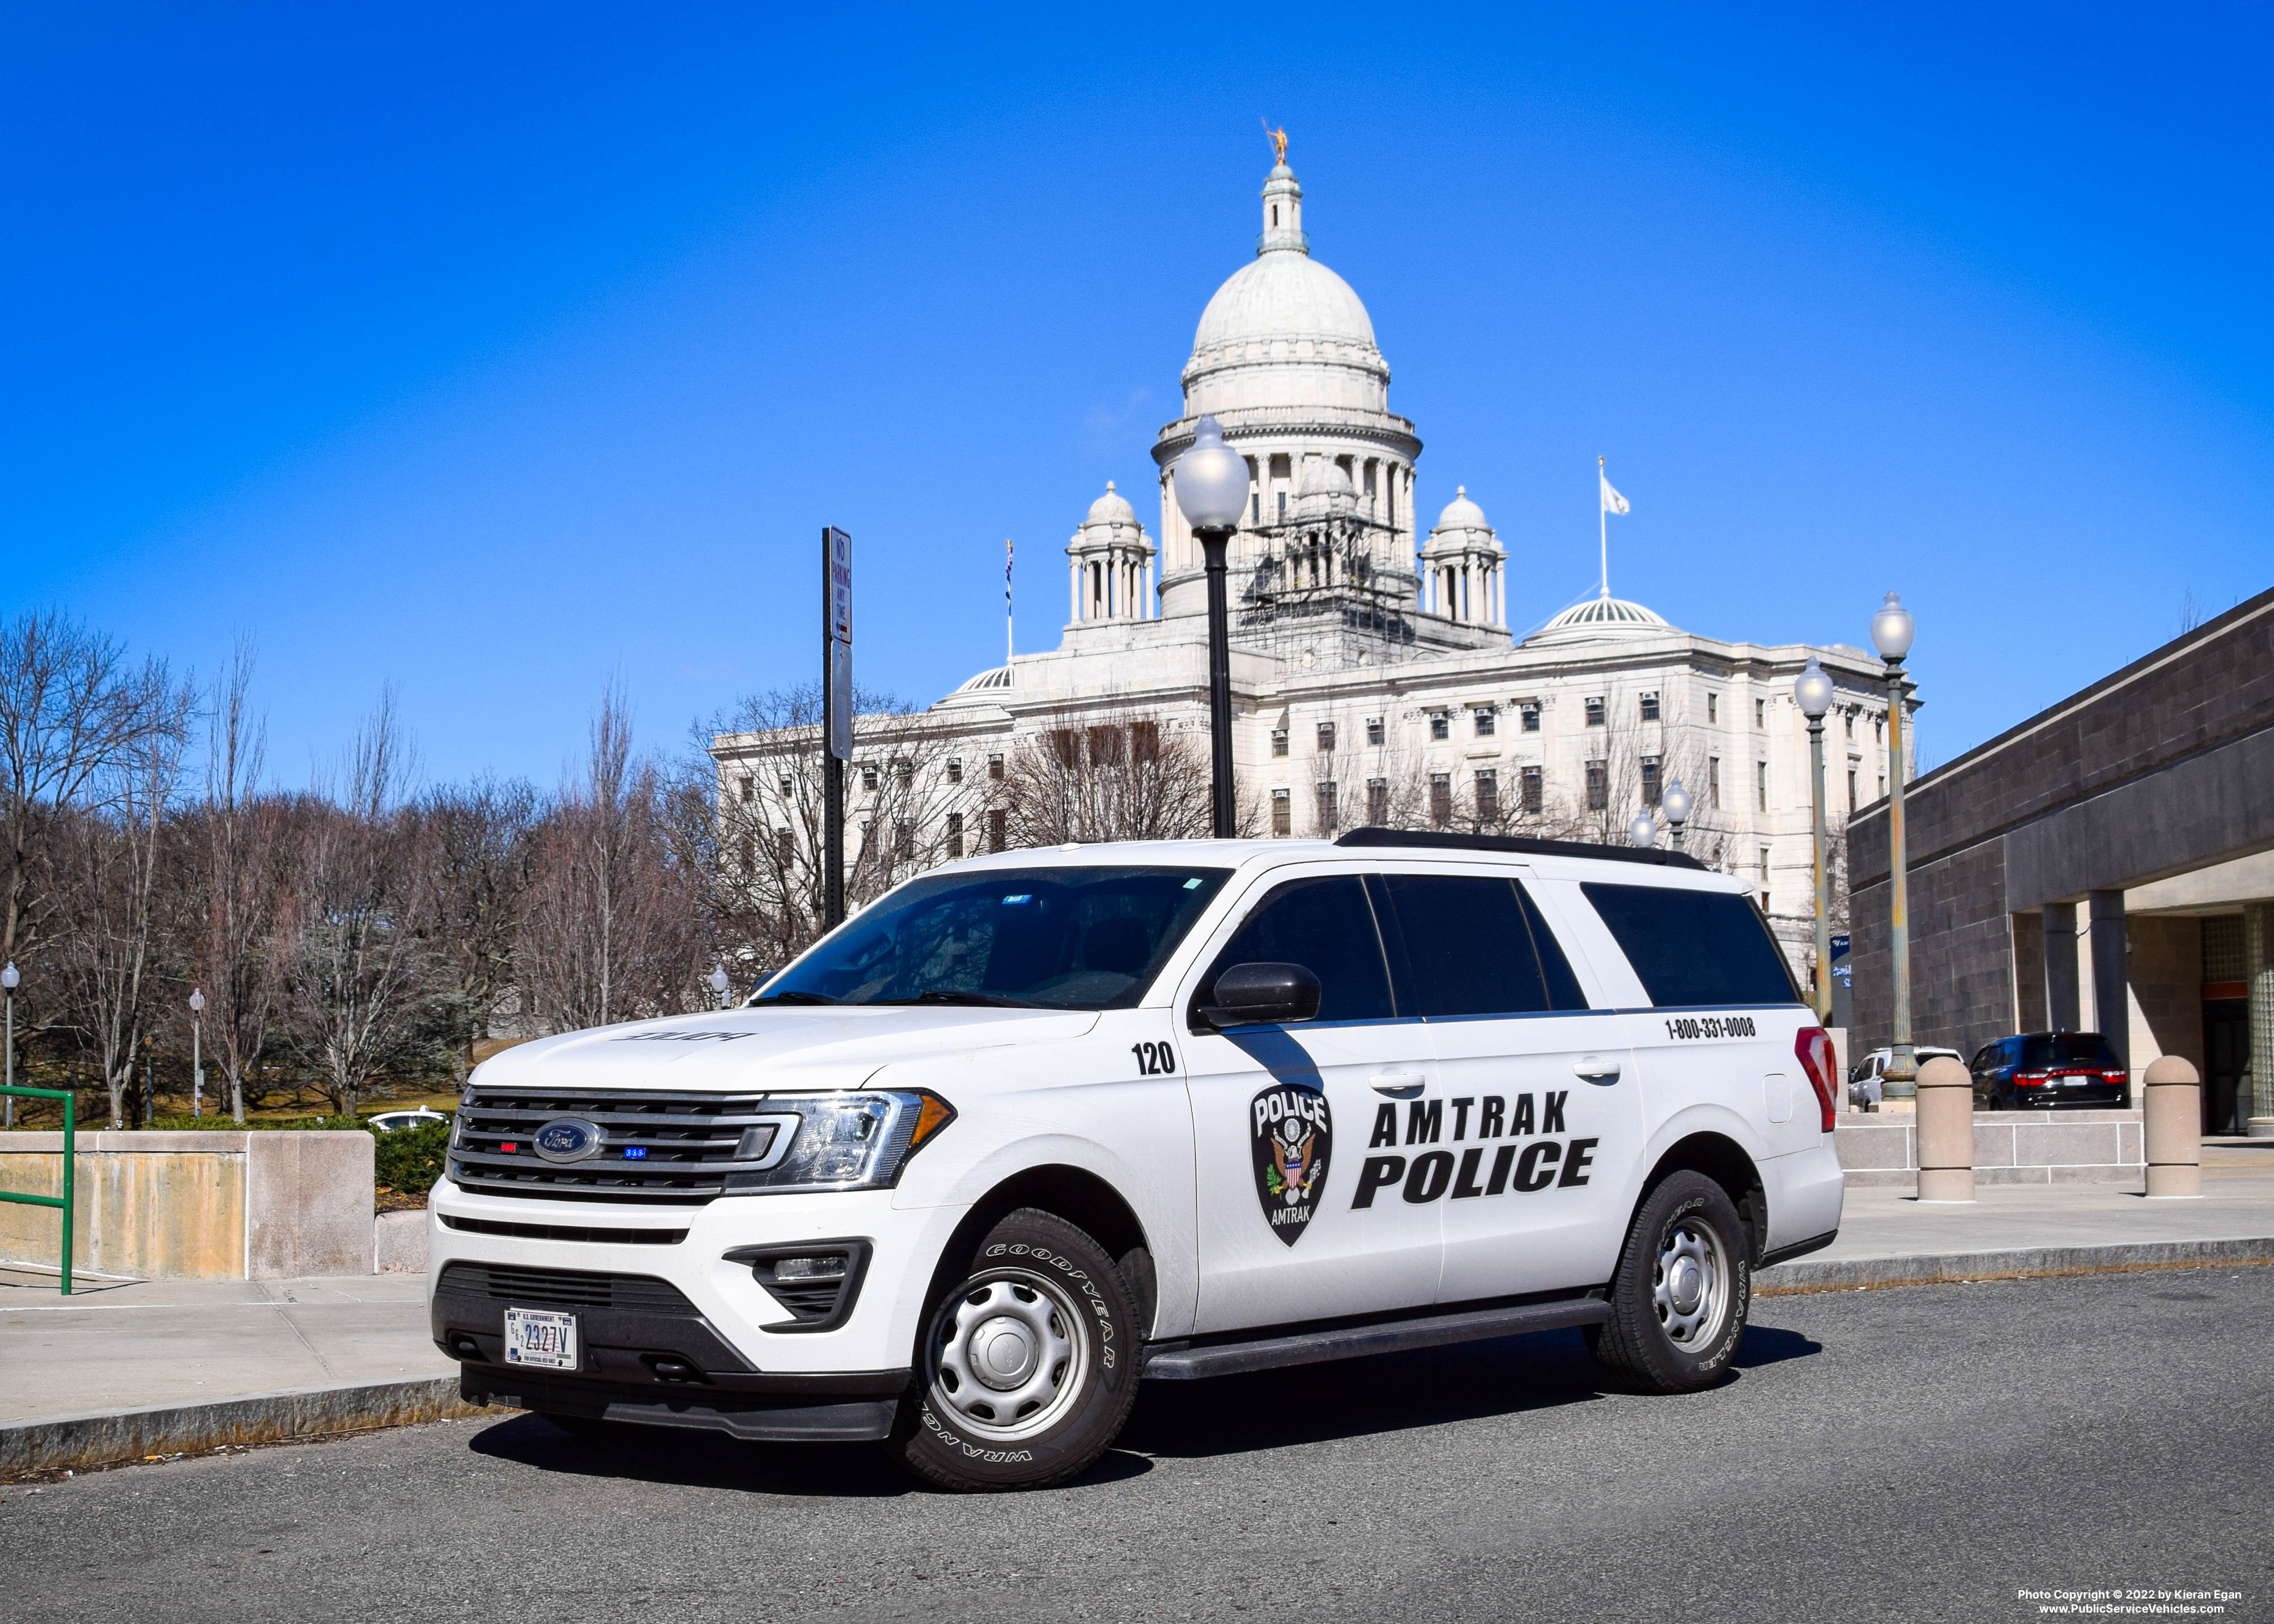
left=1260, top=161, right=1306, bottom=255
left=1419, top=486, right=1508, bottom=630
left=1067, top=480, right=1156, bottom=626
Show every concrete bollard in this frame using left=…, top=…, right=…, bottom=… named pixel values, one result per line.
left=1915, top=1056, right=1975, bottom=1202
left=2143, top=1055, right=2203, bottom=1198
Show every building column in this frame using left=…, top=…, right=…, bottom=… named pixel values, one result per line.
left=2044, top=901, right=2079, bottom=1029
left=2249, top=904, right=2274, bottom=1133
left=2089, top=890, right=2128, bottom=1073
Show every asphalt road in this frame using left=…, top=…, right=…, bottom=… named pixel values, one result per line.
left=2, top=1269, right=2267, bottom=1623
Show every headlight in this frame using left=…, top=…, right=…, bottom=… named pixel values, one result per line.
left=724, top=1090, right=956, bottom=1195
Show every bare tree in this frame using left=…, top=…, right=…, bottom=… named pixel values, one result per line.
left=518, top=687, right=704, bottom=1032
left=274, top=692, right=439, bottom=1116
left=419, top=776, right=540, bottom=1077
left=1000, top=708, right=1217, bottom=848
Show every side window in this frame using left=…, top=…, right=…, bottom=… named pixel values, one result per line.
left=1376, top=874, right=1589, bottom=1018
left=1581, top=882, right=1803, bottom=1007
left=1197, top=876, right=1395, bottom=1024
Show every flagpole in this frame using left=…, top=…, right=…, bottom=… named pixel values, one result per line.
left=1005, top=538, right=1015, bottom=666
left=1597, top=456, right=1609, bottom=600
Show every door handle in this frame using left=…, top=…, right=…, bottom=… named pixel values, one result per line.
left=1573, top=1055, right=1622, bottom=1084
left=1369, top=1072, right=1425, bottom=1099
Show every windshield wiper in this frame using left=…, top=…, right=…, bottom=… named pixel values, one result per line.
left=876, top=991, right=1044, bottom=1009
left=751, top=990, right=838, bottom=1006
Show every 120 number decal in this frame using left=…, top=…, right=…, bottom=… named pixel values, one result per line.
left=1131, top=1041, right=1178, bottom=1076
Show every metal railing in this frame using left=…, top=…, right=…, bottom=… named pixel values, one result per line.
left=0, top=1084, right=75, bottom=1294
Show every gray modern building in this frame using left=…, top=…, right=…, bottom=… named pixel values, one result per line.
left=1848, top=586, right=2273, bottom=1133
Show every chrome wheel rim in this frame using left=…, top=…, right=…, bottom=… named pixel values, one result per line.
left=925, top=1268, right=1090, bottom=1443
left=1651, top=1218, right=1729, bottom=1349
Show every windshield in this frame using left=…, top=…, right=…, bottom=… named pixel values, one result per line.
left=2021, top=1034, right=2119, bottom=1069
left=757, top=865, right=1232, bottom=1010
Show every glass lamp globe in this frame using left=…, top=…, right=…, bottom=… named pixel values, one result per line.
left=1629, top=810, right=1657, bottom=848
left=1661, top=778, right=1691, bottom=827
left=709, top=964, right=730, bottom=997
left=1871, top=592, right=1916, bottom=661
left=1, top=962, right=16, bottom=990
left=1793, top=656, right=1835, bottom=719
left=189, top=987, right=205, bottom=1015
left=1172, top=416, right=1250, bottom=532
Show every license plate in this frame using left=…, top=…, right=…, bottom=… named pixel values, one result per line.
left=504, top=1307, right=579, bottom=1370
left=2060, top=1074, right=2090, bottom=1086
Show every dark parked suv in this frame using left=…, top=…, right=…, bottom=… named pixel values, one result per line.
left=1967, top=1032, right=2131, bottom=1110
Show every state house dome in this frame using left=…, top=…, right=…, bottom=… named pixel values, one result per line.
left=1525, top=594, right=1674, bottom=646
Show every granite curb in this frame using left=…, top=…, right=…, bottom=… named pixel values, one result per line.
left=1754, top=1234, right=2274, bottom=1295
left=0, top=1375, right=500, bottom=1481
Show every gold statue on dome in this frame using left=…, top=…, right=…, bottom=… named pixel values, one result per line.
left=1262, top=119, right=1288, bottom=166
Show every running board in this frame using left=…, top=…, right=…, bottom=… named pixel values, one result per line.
left=1141, top=1296, right=1612, bottom=1381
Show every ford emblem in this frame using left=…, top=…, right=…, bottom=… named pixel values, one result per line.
left=532, top=1117, right=605, bottom=1163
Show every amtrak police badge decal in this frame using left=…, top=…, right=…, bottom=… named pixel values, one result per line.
left=1250, top=1084, right=1332, bottom=1245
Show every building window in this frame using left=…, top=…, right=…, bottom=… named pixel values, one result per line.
left=946, top=757, right=963, bottom=785
left=946, top=811, right=964, bottom=858
left=861, top=763, right=879, bottom=792
left=1316, top=780, right=1338, bottom=835
left=1756, top=698, right=1766, bottom=729
left=2203, top=915, right=2248, bottom=981
left=1641, top=756, right=1661, bottom=806
left=1520, top=702, right=1540, bottom=733
left=1584, top=696, right=1606, bottom=728
left=738, top=831, right=755, bottom=873
left=1316, top=721, right=1336, bottom=753
left=894, top=820, right=915, bottom=861
left=1709, top=757, right=1722, bottom=809
left=1758, top=847, right=1771, bottom=912
left=1586, top=761, right=1608, bottom=811
left=987, top=807, right=1007, bottom=853
left=1271, top=728, right=1289, bottom=758
left=1844, top=712, right=1855, bottom=740
left=1271, top=788, right=1291, bottom=836
left=1847, top=768, right=1858, bottom=805
left=1707, top=694, right=1718, bottom=725
left=776, top=828, right=794, bottom=866
left=1277, top=491, right=1287, bottom=522
left=988, top=753, right=1005, bottom=782
left=1474, top=769, right=1498, bottom=822
left=1757, top=762, right=1770, bottom=811
left=737, top=776, right=754, bottom=804
left=1367, top=777, right=1388, bottom=824
left=1429, top=772, right=1452, bottom=825
left=777, top=773, right=793, bottom=795
left=1366, top=716, right=1385, bottom=746
left=1429, top=711, right=1450, bottom=741
left=1521, top=764, right=1544, bottom=814
left=1473, top=707, right=1495, bottom=738
left=1639, top=692, right=1660, bottom=722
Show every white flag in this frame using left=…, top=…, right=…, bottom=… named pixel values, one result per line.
left=1600, top=471, right=1630, bottom=516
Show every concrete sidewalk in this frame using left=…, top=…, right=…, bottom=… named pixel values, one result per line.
left=3, top=1145, right=2270, bottom=1476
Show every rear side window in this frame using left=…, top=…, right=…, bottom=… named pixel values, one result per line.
left=1201, top=877, right=1395, bottom=1023
left=2021, top=1034, right=2118, bottom=1069
left=1376, top=874, right=1589, bottom=1018
left=1582, top=882, right=1802, bottom=1007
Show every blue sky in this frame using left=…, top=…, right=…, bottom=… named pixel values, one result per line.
left=8, top=4, right=2269, bottom=789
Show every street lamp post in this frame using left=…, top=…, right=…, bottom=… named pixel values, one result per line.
left=1794, top=657, right=1836, bottom=1026
left=188, top=988, right=206, bottom=1120
left=1661, top=779, right=1691, bottom=854
left=1172, top=416, right=1251, bottom=839
left=2, top=962, right=17, bottom=1129
left=709, top=964, right=732, bottom=1011
left=1872, top=592, right=1918, bottom=1099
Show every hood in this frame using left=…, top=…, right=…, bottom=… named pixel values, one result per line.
left=470, top=1004, right=1101, bottom=1095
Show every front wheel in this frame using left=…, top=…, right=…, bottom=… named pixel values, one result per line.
left=887, top=1208, right=1141, bottom=1491
left=1587, top=1170, right=1749, bottom=1393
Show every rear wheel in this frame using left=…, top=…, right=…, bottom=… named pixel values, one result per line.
left=887, top=1208, right=1140, bottom=1491
left=1588, top=1170, right=1749, bottom=1393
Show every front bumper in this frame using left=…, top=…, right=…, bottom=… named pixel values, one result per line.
left=460, top=1364, right=903, bottom=1442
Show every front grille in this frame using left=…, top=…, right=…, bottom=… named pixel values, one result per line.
left=449, top=1087, right=779, bottom=1205
left=435, top=1262, right=697, bottom=1313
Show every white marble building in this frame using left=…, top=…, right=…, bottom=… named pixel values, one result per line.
left=715, top=152, right=1910, bottom=972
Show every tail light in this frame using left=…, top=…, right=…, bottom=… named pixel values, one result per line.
left=1795, top=1027, right=1837, bottom=1132
left=2013, top=1072, right=2048, bottom=1087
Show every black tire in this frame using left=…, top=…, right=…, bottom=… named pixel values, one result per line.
left=887, top=1207, right=1141, bottom=1492
left=1587, top=1170, right=1750, bottom=1393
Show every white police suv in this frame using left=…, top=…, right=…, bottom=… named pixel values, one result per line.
left=430, top=828, right=1843, bottom=1491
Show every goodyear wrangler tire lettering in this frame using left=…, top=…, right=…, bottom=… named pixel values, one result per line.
left=1587, top=1171, right=1751, bottom=1396
left=890, top=1207, right=1140, bottom=1493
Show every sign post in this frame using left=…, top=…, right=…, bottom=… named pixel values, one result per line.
left=822, top=527, right=852, bottom=930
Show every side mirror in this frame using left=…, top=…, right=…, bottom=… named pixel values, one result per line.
left=1199, top=962, right=1322, bottom=1029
